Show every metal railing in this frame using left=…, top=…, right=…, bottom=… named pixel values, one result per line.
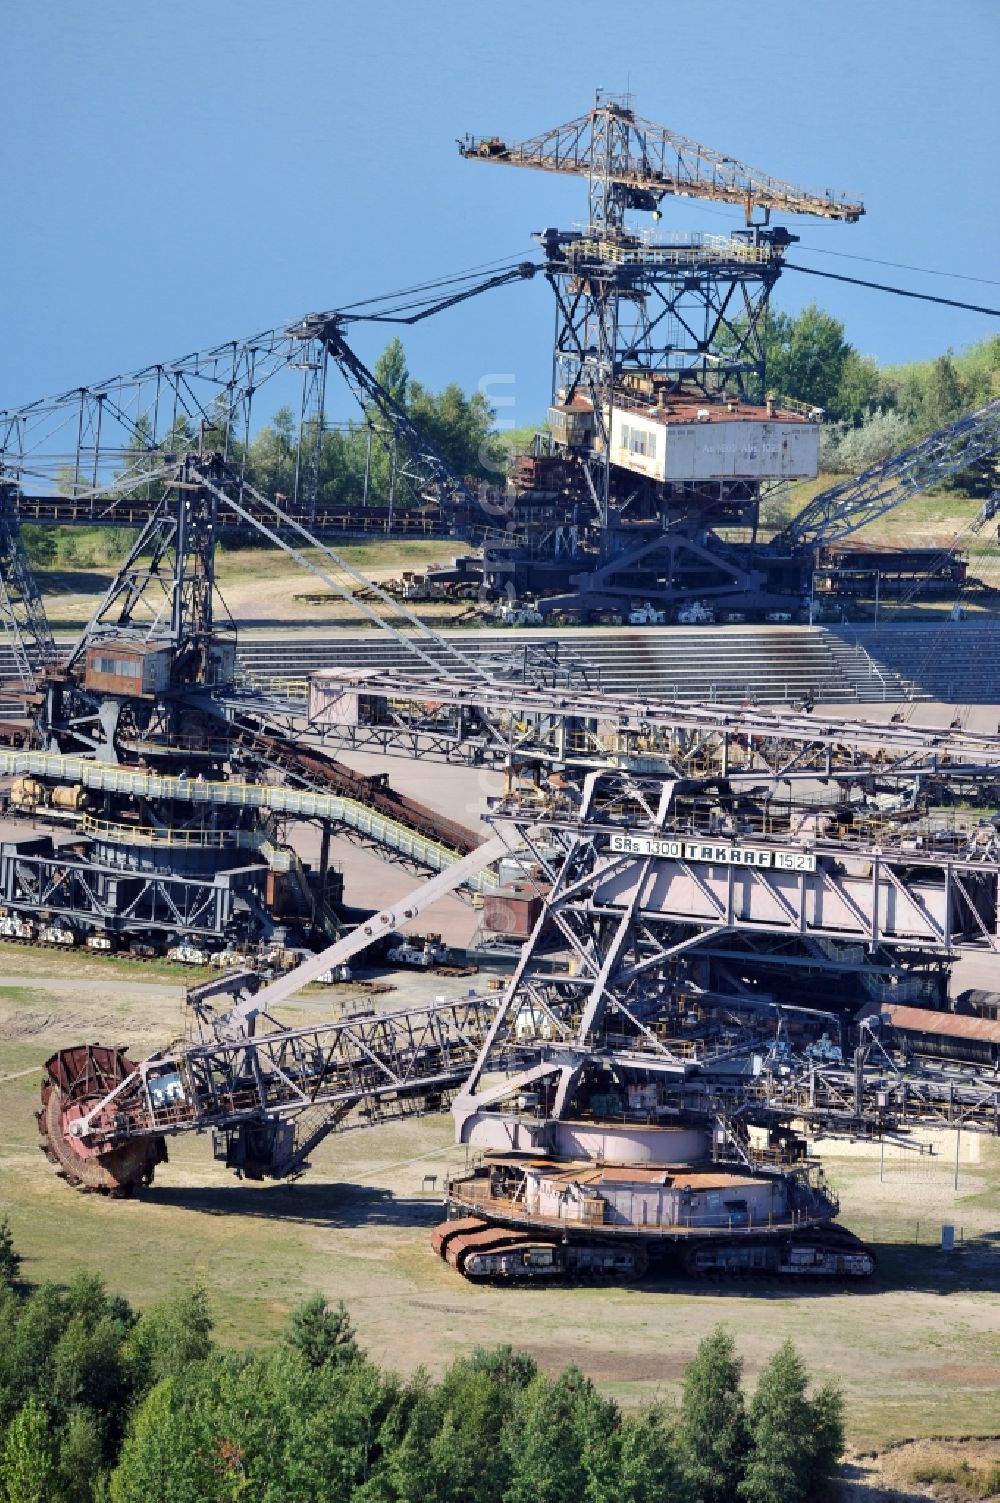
left=0, top=748, right=501, bottom=892
left=854, top=642, right=888, bottom=700
left=568, top=230, right=775, bottom=268
left=81, top=815, right=266, bottom=852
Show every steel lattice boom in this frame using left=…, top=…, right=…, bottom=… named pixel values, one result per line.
left=0, top=480, right=57, bottom=686
left=459, top=96, right=864, bottom=228
left=41, top=993, right=507, bottom=1187
left=781, top=397, right=1000, bottom=547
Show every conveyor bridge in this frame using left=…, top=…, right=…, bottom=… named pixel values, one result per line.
left=0, top=748, right=500, bottom=892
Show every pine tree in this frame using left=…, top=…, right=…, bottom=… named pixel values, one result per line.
left=677, top=1326, right=749, bottom=1503
left=805, top=1378, right=845, bottom=1498
left=740, top=1340, right=815, bottom=1503
left=284, top=1294, right=359, bottom=1369
left=0, top=1219, right=20, bottom=1287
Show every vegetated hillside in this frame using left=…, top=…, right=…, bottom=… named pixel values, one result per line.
left=20, top=321, right=1000, bottom=584
left=767, top=313, right=999, bottom=483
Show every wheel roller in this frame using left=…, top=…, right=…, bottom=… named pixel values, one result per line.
left=37, top=1045, right=166, bottom=1195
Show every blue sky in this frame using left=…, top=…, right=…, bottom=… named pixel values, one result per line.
left=3, top=0, right=998, bottom=430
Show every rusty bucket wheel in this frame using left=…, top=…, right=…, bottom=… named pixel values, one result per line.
left=37, top=1045, right=167, bottom=1196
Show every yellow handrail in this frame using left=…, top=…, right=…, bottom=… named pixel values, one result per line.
left=0, top=748, right=500, bottom=892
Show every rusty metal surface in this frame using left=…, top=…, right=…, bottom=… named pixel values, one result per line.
left=237, top=723, right=481, bottom=855
left=429, top=1216, right=487, bottom=1256
left=444, top=1225, right=531, bottom=1269
left=37, top=1046, right=166, bottom=1195
left=878, top=1003, right=1000, bottom=1044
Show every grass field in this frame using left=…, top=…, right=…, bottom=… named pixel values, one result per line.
left=1, top=949, right=997, bottom=1454
left=35, top=536, right=463, bottom=633
left=782, top=477, right=985, bottom=541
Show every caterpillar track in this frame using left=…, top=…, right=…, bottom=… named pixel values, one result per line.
left=431, top=1218, right=649, bottom=1282
left=37, top=1046, right=166, bottom=1196
left=431, top=1217, right=876, bottom=1284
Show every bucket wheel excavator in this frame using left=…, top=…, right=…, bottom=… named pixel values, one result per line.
left=38, top=1045, right=167, bottom=1194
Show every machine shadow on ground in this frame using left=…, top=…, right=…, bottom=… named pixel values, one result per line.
left=143, top=1180, right=444, bottom=1229
left=142, top=1185, right=999, bottom=1297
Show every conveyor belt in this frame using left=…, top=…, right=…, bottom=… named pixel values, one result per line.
left=231, top=723, right=480, bottom=854
left=0, top=748, right=500, bottom=893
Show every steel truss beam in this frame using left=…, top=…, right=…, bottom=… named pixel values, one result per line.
left=301, top=666, right=1000, bottom=783
left=0, top=840, right=261, bottom=940
left=782, top=397, right=1000, bottom=548
left=0, top=481, right=56, bottom=687
left=460, top=100, right=864, bottom=227
left=70, top=993, right=508, bottom=1179
left=454, top=769, right=1000, bottom=1137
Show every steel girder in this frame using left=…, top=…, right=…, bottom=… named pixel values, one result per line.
left=299, top=666, right=1000, bottom=785
left=64, top=992, right=505, bottom=1180
left=0, top=482, right=56, bottom=686
left=781, top=397, right=1000, bottom=548
left=0, top=840, right=261, bottom=940
left=454, top=771, right=1000, bottom=1135
left=459, top=100, right=864, bottom=227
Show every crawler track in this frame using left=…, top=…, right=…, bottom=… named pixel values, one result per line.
left=431, top=1216, right=875, bottom=1284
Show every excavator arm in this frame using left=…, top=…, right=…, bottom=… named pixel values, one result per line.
left=37, top=834, right=511, bottom=1189
left=779, top=397, right=1000, bottom=550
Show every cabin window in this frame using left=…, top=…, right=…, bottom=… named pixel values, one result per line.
left=620, top=423, right=656, bottom=459
left=93, top=655, right=142, bottom=679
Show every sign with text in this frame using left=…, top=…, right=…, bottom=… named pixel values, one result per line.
left=608, top=832, right=817, bottom=873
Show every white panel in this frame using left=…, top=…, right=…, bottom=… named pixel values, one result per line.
left=663, top=420, right=820, bottom=482
left=608, top=411, right=820, bottom=483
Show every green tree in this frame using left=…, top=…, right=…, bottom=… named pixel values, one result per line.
left=124, top=1285, right=213, bottom=1396
left=376, top=1371, right=442, bottom=1503
left=356, top=339, right=412, bottom=504
left=0, top=1220, right=20, bottom=1288
left=408, top=380, right=497, bottom=477
left=820, top=407, right=910, bottom=474
left=57, top=1407, right=106, bottom=1503
left=428, top=1346, right=537, bottom=1503
left=283, top=1294, right=359, bottom=1369
left=615, top=1407, right=684, bottom=1503
left=922, top=353, right=967, bottom=433
left=804, top=1378, right=845, bottom=1498
left=201, top=392, right=244, bottom=468
left=504, top=1368, right=603, bottom=1503
left=677, top=1326, right=749, bottom=1503
left=109, top=1375, right=223, bottom=1503
left=834, top=348, right=882, bottom=423
left=1, top=1284, right=71, bottom=1430
left=246, top=406, right=298, bottom=500
left=740, top=1340, right=842, bottom=1503
left=767, top=304, right=852, bottom=415
left=0, top=1397, right=55, bottom=1503
left=374, top=337, right=409, bottom=408
left=18, top=526, right=57, bottom=570
left=51, top=1310, right=130, bottom=1432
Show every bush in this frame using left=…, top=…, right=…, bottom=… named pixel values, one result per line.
left=820, top=408, right=911, bottom=474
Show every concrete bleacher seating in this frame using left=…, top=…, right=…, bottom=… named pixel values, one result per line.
left=841, top=622, right=1000, bottom=705
left=235, top=625, right=921, bottom=705
left=10, top=620, right=1000, bottom=709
